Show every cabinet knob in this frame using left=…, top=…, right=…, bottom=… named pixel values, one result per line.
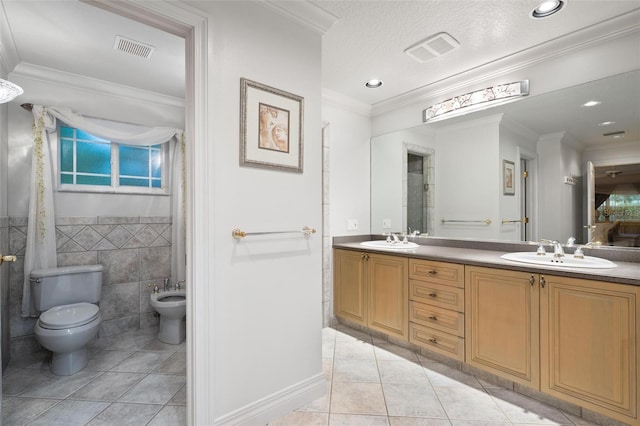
left=529, top=275, right=535, bottom=286
left=540, top=275, right=546, bottom=288
left=428, top=315, right=438, bottom=321
left=428, top=293, right=437, bottom=298
left=428, top=338, right=438, bottom=344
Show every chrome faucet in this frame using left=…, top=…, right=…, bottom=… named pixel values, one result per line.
left=541, top=239, right=564, bottom=258
left=175, top=280, right=185, bottom=290
left=163, top=277, right=170, bottom=291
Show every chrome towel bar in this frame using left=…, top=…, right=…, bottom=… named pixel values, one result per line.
left=441, top=218, right=492, bottom=225
left=232, top=226, right=316, bottom=240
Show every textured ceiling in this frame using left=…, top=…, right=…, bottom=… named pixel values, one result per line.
left=313, top=0, right=640, bottom=106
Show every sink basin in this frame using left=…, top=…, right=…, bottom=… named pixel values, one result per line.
left=501, top=252, right=617, bottom=269
left=360, top=240, right=420, bottom=250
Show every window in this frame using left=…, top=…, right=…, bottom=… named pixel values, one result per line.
left=59, top=125, right=168, bottom=194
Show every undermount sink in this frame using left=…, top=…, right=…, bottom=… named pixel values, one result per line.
left=360, top=240, right=420, bottom=250
left=501, top=252, right=617, bottom=269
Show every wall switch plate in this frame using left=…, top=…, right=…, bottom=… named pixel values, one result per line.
left=382, top=219, right=392, bottom=229
left=347, top=219, right=359, bottom=231
left=563, top=176, right=577, bottom=185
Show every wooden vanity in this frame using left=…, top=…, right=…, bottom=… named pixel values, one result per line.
left=333, top=244, right=640, bottom=426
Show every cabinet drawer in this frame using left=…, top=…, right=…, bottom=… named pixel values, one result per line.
left=410, top=323, right=464, bottom=361
left=410, top=301, right=464, bottom=337
left=410, top=280, right=465, bottom=312
left=409, top=259, right=464, bottom=288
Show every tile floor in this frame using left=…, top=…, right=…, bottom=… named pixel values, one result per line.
left=269, top=325, right=603, bottom=426
left=2, top=326, right=186, bottom=426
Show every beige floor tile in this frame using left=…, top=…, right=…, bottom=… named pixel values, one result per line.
left=86, top=402, right=162, bottom=425
left=335, top=327, right=373, bottom=344
left=118, top=374, right=186, bottom=405
left=333, top=358, right=380, bottom=382
left=329, top=413, right=390, bottom=425
left=297, top=382, right=331, bottom=413
left=374, top=341, right=420, bottom=362
left=435, top=385, right=509, bottom=423
left=1, top=397, right=59, bottom=426
left=377, top=359, right=429, bottom=385
left=382, top=382, right=447, bottom=418
left=488, top=388, right=574, bottom=424
left=330, top=381, right=387, bottom=415
left=423, top=362, right=482, bottom=388
left=69, top=372, right=145, bottom=402
left=334, top=340, right=376, bottom=360
left=28, top=399, right=110, bottom=426
left=389, top=417, right=452, bottom=426
left=268, top=411, right=329, bottom=425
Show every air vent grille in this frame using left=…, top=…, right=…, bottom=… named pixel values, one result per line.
left=113, top=35, right=155, bottom=59
left=405, top=32, right=460, bottom=63
left=603, top=130, right=626, bottom=137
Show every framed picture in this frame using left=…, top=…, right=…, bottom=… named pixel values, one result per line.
left=503, top=160, right=515, bottom=195
left=240, top=78, right=304, bottom=173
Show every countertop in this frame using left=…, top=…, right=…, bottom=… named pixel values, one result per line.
left=333, top=240, right=640, bottom=286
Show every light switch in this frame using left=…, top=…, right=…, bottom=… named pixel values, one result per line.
left=382, top=219, right=392, bottom=229
left=347, top=219, right=359, bottom=231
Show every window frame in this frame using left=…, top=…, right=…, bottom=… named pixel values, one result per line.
left=57, top=125, right=170, bottom=196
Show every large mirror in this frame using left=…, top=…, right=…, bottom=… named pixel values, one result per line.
left=371, top=69, right=640, bottom=246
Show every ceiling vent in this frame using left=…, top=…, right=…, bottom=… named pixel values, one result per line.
left=603, top=130, right=626, bottom=137
left=113, top=35, right=155, bottom=59
left=405, top=32, right=460, bottom=63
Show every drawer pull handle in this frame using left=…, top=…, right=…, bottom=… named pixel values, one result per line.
left=428, top=293, right=437, bottom=297
left=428, top=270, right=438, bottom=275
left=428, top=338, right=438, bottom=344
left=428, top=315, right=438, bottom=321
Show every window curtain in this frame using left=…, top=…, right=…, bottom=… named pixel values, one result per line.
left=22, top=105, right=186, bottom=316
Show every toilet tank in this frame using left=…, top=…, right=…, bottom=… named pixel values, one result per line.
left=30, top=264, right=103, bottom=311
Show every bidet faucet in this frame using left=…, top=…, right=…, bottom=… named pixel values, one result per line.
left=163, top=277, right=170, bottom=291
left=175, top=280, right=185, bottom=290
left=541, top=239, right=565, bottom=258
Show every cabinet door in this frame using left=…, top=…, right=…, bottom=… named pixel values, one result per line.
left=540, top=276, right=639, bottom=423
left=465, top=266, right=540, bottom=388
left=334, top=249, right=367, bottom=325
left=368, top=254, right=408, bottom=339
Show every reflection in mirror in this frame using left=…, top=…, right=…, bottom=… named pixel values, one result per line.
left=371, top=70, right=640, bottom=247
left=591, top=162, right=640, bottom=247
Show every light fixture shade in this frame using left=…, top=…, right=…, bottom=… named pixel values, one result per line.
left=423, top=80, right=529, bottom=123
left=0, top=78, right=24, bottom=104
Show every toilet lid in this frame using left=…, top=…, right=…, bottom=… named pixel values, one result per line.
left=39, top=303, right=99, bottom=330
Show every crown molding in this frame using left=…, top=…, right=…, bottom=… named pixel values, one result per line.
left=10, top=62, right=184, bottom=110
left=0, top=2, right=20, bottom=73
left=372, top=8, right=640, bottom=116
left=322, top=88, right=372, bottom=117
left=260, top=0, right=338, bottom=34
left=500, top=115, right=539, bottom=141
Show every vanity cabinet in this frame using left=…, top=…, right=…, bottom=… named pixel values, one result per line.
left=333, top=249, right=408, bottom=339
left=409, top=259, right=465, bottom=361
left=466, top=265, right=640, bottom=425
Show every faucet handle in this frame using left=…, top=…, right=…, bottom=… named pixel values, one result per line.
left=146, top=283, right=160, bottom=293
left=175, top=280, right=185, bottom=290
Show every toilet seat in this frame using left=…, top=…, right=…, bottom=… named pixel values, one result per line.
left=39, top=303, right=100, bottom=330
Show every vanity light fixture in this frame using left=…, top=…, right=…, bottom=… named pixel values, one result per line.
left=531, top=0, right=565, bottom=18
left=0, top=78, right=23, bottom=104
left=423, top=80, right=529, bottom=123
left=365, top=79, right=383, bottom=89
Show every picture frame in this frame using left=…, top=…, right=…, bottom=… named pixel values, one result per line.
left=240, top=78, right=304, bottom=173
left=503, top=160, right=515, bottom=196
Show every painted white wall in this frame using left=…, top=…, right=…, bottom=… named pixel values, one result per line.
left=434, top=116, right=501, bottom=239
left=323, top=99, right=372, bottom=236
left=6, top=66, right=184, bottom=218
left=584, top=140, right=640, bottom=166
left=186, top=2, right=324, bottom=423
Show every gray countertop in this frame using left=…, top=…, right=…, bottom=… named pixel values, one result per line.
left=333, top=240, right=640, bottom=286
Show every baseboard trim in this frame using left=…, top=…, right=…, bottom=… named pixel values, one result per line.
left=214, top=372, right=326, bottom=426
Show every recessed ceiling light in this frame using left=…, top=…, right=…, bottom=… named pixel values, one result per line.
left=531, top=0, right=565, bottom=18
left=581, top=100, right=601, bottom=107
left=365, top=79, right=383, bottom=89
left=597, top=121, right=616, bottom=126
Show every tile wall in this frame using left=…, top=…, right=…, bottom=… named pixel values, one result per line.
left=8, top=216, right=172, bottom=359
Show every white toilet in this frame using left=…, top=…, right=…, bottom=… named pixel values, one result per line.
left=150, top=289, right=186, bottom=344
left=30, top=265, right=103, bottom=376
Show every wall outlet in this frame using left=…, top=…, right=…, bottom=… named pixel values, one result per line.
left=382, top=219, right=392, bottom=229
left=347, top=219, right=359, bottom=231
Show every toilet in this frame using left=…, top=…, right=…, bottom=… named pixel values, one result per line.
left=150, top=289, right=186, bottom=344
left=30, top=264, right=103, bottom=376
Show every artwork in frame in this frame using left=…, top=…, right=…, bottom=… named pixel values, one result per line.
left=503, top=160, right=515, bottom=196
left=240, top=78, right=304, bottom=173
